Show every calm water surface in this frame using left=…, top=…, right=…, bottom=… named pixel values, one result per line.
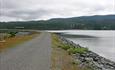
left=48, top=30, right=115, bottom=62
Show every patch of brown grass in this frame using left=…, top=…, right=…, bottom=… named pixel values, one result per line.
left=0, top=32, right=39, bottom=52
left=51, top=34, right=81, bottom=70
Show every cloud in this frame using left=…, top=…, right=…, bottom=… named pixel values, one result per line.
left=0, top=0, right=115, bottom=21
left=1, top=9, right=52, bottom=20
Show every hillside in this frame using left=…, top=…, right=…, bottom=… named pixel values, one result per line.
left=0, top=15, right=115, bottom=30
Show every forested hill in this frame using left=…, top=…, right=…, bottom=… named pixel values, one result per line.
left=0, top=15, right=115, bottom=30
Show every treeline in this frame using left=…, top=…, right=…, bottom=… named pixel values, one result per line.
left=0, top=15, right=115, bottom=30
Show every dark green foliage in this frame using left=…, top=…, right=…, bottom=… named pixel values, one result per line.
left=59, top=43, right=88, bottom=54
left=0, top=15, right=115, bottom=30
left=8, top=32, right=18, bottom=37
left=67, top=47, right=88, bottom=54
left=61, top=44, right=70, bottom=50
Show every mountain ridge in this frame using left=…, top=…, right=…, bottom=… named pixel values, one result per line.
left=0, top=15, right=115, bottom=30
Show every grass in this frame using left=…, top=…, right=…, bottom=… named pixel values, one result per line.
left=51, top=34, right=81, bottom=70
left=0, top=32, right=39, bottom=52
left=51, top=34, right=91, bottom=70
left=67, top=47, right=88, bottom=55
left=60, top=44, right=70, bottom=50
left=55, top=38, right=88, bottom=55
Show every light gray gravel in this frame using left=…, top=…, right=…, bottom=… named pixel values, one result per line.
left=0, top=32, right=51, bottom=70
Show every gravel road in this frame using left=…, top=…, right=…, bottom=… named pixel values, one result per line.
left=0, top=32, right=51, bottom=70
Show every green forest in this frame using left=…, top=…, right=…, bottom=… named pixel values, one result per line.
left=0, top=15, right=115, bottom=30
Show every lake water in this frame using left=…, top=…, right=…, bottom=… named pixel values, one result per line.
left=48, top=30, right=115, bottom=62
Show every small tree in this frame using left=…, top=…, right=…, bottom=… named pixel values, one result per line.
left=8, top=32, right=18, bottom=37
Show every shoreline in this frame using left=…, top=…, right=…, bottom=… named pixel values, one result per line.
left=57, top=34, right=115, bottom=70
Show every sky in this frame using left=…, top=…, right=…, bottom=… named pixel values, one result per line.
left=0, top=0, right=115, bottom=22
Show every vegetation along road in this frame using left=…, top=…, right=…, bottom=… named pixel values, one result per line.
left=0, top=32, right=51, bottom=70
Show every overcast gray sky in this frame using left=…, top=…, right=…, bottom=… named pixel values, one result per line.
left=0, top=0, right=115, bottom=21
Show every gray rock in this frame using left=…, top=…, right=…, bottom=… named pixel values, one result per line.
left=58, top=35, right=115, bottom=70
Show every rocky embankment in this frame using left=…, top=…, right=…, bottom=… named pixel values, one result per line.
left=58, top=35, right=115, bottom=70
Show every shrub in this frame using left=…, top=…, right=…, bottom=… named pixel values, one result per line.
left=67, top=47, right=88, bottom=54
left=8, top=32, right=18, bottom=37
left=67, top=48, right=77, bottom=54
left=61, top=44, right=70, bottom=50
left=75, top=47, right=88, bottom=54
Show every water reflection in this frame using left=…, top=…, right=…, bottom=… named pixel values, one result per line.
left=47, top=30, right=115, bottom=61
left=61, top=30, right=115, bottom=62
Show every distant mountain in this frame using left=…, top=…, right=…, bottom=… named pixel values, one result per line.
left=0, top=15, right=115, bottom=30
left=49, top=15, right=115, bottom=21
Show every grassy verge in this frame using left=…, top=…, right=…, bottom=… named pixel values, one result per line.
left=51, top=34, right=82, bottom=70
left=0, top=32, right=39, bottom=52
left=51, top=34, right=92, bottom=70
